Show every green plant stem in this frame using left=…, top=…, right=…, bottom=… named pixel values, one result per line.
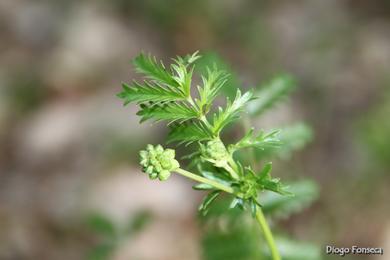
left=175, top=168, right=234, bottom=194
left=255, top=206, right=281, bottom=260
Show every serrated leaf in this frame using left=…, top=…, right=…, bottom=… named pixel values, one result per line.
left=117, top=82, right=184, bottom=105
left=254, top=123, right=313, bottom=159
left=260, top=180, right=319, bottom=219
left=133, top=53, right=179, bottom=88
left=197, top=68, right=229, bottom=113
left=199, top=190, right=221, bottom=216
left=248, top=74, right=296, bottom=115
left=170, top=52, right=200, bottom=97
left=171, top=62, right=193, bottom=97
left=168, top=121, right=214, bottom=145
left=212, top=89, right=254, bottom=135
left=261, top=177, right=293, bottom=196
left=137, top=102, right=198, bottom=123
left=258, top=162, right=273, bottom=180
left=231, top=128, right=282, bottom=152
left=195, top=52, right=238, bottom=99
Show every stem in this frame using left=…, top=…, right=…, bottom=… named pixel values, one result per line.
left=255, top=206, right=281, bottom=260
left=224, top=163, right=240, bottom=180
left=175, top=168, right=234, bottom=194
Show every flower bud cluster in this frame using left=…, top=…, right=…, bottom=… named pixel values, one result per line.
left=139, top=144, right=179, bottom=181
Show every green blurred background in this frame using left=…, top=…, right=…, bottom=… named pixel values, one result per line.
left=0, top=0, right=389, bottom=259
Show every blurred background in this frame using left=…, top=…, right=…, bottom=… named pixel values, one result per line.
left=0, top=0, right=389, bottom=259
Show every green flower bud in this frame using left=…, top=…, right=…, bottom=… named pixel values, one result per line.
left=205, top=139, right=228, bottom=160
left=139, top=144, right=180, bottom=181
left=202, top=139, right=230, bottom=168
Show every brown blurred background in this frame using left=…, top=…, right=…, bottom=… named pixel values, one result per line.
left=0, top=0, right=389, bottom=259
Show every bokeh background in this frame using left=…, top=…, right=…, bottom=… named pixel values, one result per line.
left=0, top=0, right=389, bottom=259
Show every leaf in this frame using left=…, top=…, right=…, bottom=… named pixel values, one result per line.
left=201, top=198, right=263, bottom=260
left=137, top=102, right=198, bottom=123
left=195, top=52, right=238, bottom=99
left=171, top=61, right=193, bottom=97
left=125, top=210, right=153, bottom=235
left=168, top=121, right=214, bottom=145
left=117, top=82, right=184, bottom=105
left=231, top=128, right=282, bottom=152
left=86, top=213, right=116, bottom=238
left=133, top=53, right=179, bottom=88
left=201, top=170, right=231, bottom=186
left=170, top=52, right=200, bottom=97
left=248, top=74, right=296, bottom=115
left=212, top=89, right=254, bottom=135
left=199, top=190, right=221, bottom=216
left=254, top=123, right=313, bottom=159
left=197, top=68, right=229, bottom=113
left=258, top=162, right=273, bottom=180
left=260, top=177, right=293, bottom=196
left=260, top=180, right=319, bottom=219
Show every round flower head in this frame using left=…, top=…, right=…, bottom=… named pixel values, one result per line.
left=139, top=144, right=180, bottom=181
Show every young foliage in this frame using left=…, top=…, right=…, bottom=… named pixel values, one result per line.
left=118, top=82, right=184, bottom=105
left=230, top=128, right=282, bottom=153
left=212, top=89, right=254, bottom=135
left=118, top=51, right=316, bottom=260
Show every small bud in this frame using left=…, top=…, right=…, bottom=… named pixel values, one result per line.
left=202, top=139, right=230, bottom=168
left=139, top=144, right=180, bottom=181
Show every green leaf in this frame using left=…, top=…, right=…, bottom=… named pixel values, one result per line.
left=260, top=177, right=293, bottom=196
left=231, top=128, right=282, bottom=152
left=254, top=123, right=313, bottom=159
left=86, top=213, right=116, bottom=238
left=195, top=52, right=238, bottom=99
left=212, top=89, right=254, bottom=135
left=170, top=52, right=200, bottom=97
left=137, top=102, right=198, bottom=123
left=197, top=68, right=229, bottom=113
left=171, top=61, right=193, bottom=97
left=133, top=53, right=179, bottom=88
left=168, top=121, right=213, bottom=145
left=125, top=210, right=153, bottom=235
left=117, top=82, right=184, bottom=105
left=201, top=198, right=263, bottom=260
left=199, top=190, right=221, bottom=216
left=260, top=180, right=319, bottom=219
left=248, top=74, right=296, bottom=116
left=258, top=162, right=273, bottom=180
left=201, top=170, right=231, bottom=186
